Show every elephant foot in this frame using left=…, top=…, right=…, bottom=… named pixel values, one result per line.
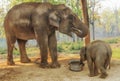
left=7, top=61, right=15, bottom=65
left=21, top=58, right=31, bottom=63
left=94, top=72, right=99, bottom=76
left=88, top=73, right=94, bottom=77
left=99, top=73, right=108, bottom=79
left=40, top=62, right=50, bottom=68
left=50, top=62, right=61, bottom=68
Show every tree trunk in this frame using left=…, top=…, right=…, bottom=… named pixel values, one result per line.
left=80, top=0, right=90, bottom=45
left=92, top=22, right=95, bottom=40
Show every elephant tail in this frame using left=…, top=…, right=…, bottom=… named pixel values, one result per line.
left=109, top=55, right=112, bottom=69
left=107, top=46, right=112, bottom=69
left=105, top=52, right=111, bottom=69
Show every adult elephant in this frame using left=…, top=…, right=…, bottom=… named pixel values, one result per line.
left=4, top=2, right=88, bottom=68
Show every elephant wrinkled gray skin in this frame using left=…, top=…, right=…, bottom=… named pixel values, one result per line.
left=4, top=2, right=88, bottom=68
left=80, top=40, right=112, bottom=78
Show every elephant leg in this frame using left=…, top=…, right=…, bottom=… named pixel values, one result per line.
left=99, top=66, right=108, bottom=78
left=33, top=27, right=49, bottom=68
left=36, top=34, right=49, bottom=68
left=96, top=58, right=108, bottom=78
left=94, top=61, right=99, bottom=76
left=6, top=36, right=16, bottom=65
left=39, top=42, right=49, bottom=68
left=48, top=33, right=60, bottom=68
left=17, top=39, right=31, bottom=63
left=95, top=58, right=108, bottom=78
left=87, top=58, right=94, bottom=77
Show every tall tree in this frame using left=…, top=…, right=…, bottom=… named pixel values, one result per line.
left=87, top=0, right=101, bottom=40
left=81, top=0, right=90, bottom=45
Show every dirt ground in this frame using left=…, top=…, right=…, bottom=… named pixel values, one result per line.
left=0, top=54, right=120, bottom=81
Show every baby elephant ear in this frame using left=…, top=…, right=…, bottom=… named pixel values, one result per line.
left=49, top=11, right=60, bottom=28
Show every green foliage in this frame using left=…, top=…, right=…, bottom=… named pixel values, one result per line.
left=0, top=48, right=20, bottom=55
left=12, top=47, right=39, bottom=55
left=26, top=47, right=39, bottom=54
left=0, top=7, right=5, bottom=38
left=9, top=0, right=42, bottom=7
left=0, top=48, right=7, bottom=54
left=13, top=49, right=20, bottom=55
left=105, top=38, right=119, bottom=44
left=57, top=41, right=84, bottom=53
left=49, top=0, right=66, bottom=4
left=107, top=39, right=118, bottom=44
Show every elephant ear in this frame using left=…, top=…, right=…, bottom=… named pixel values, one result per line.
left=49, top=11, right=60, bottom=28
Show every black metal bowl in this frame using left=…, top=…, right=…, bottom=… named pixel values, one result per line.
left=68, top=60, right=84, bottom=72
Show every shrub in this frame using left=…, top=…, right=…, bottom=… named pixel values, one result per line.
left=57, top=41, right=83, bottom=53
left=0, top=48, right=7, bottom=54
left=105, top=38, right=119, bottom=44
left=13, top=49, right=20, bottom=55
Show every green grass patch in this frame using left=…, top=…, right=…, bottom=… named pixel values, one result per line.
left=0, top=48, right=20, bottom=55
left=0, top=48, right=7, bottom=54
left=26, top=47, right=39, bottom=56
left=57, top=41, right=84, bottom=53
left=13, top=47, right=39, bottom=56
left=105, top=38, right=120, bottom=44
left=13, top=49, right=20, bottom=55
left=112, top=47, right=120, bottom=59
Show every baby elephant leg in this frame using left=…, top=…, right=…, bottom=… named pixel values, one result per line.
left=96, top=58, right=108, bottom=78
left=94, top=61, right=99, bottom=76
left=99, top=66, right=108, bottom=78
left=87, top=60, right=94, bottom=77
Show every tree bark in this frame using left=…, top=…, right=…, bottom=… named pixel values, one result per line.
left=80, top=0, right=90, bottom=45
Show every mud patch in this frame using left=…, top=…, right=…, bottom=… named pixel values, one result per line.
left=0, top=68, right=21, bottom=81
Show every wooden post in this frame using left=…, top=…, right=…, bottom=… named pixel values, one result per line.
left=80, top=0, right=90, bottom=46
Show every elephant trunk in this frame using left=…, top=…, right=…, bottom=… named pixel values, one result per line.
left=72, top=23, right=89, bottom=38
left=78, top=24, right=89, bottom=38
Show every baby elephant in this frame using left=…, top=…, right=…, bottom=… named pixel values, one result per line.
left=80, top=40, right=112, bottom=78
